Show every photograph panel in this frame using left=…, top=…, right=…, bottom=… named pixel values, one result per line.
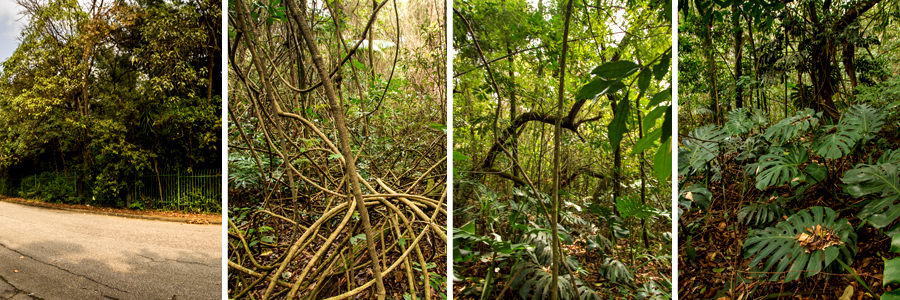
left=226, top=0, right=448, bottom=299
left=452, top=0, right=673, bottom=298
left=677, top=1, right=900, bottom=298
left=0, top=0, right=224, bottom=299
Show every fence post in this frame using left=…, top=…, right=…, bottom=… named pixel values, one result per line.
left=177, top=169, right=181, bottom=211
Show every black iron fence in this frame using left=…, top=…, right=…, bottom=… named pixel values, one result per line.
left=0, top=169, right=221, bottom=214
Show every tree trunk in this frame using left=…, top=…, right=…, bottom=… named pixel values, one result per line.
left=733, top=4, right=743, bottom=109
left=552, top=1, right=574, bottom=299
left=289, top=1, right=387, bottom=299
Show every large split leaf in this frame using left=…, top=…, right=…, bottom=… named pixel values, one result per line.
left=743, top=206, right=857, bottom=282
left=884, top=234, right=900, bottom=287
left=599, top=258, right=632, bottom=284
left=753, top=145, right=809, bottom=190
left=510, top=259, right=601, bottom=300
left=679, top=125, right=727, bottom=175
left=763, top=108, right=820, bottom=145
left=841, top=104, right=884, bottom=142
left=842, top=152, right=900, bottom=229
left=813, top=125, right=860, bottom=159
left=616, top=196, right=655, bottom=219
left=738, top=195, right=790, bottom=228
left=724, top=108, right=754, bottom=136
left=678, top=183, right=712, bottom=216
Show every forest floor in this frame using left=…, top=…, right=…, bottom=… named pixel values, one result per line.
left=0, top=196, right=221, bottom=224
left=453, top=241, right=672, bottom=299
left=678, top=150, right=900, bottom=299
left=228, top=194, right=448, bottom=299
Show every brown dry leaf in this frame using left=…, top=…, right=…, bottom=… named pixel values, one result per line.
left=839, top=285, right=853, bottom=300
left=686, top=192, right=693, bottom=200
left=718, top=222, right=726, bottom=231
left=707, top=252, right=717, bottom=261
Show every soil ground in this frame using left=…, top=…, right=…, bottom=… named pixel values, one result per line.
left=0, top=196, right=221, bottom=224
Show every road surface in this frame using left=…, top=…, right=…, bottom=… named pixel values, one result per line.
left=0, top=201, right=221, bottom=300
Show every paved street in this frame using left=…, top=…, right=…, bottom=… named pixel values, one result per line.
left=0, top=201, right=222, bottom=300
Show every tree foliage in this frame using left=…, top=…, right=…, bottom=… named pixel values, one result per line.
left=0, top=0, right=221, bottom=208
left=453, top=0, right=672, bottom=298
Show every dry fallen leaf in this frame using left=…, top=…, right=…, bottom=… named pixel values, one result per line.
left=13, top=270, right=17, bottom=273
left=686, top=191, right=693, bottom=200
left=839, top=285, right=853, bottom=300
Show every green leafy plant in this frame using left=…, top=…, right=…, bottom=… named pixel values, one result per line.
left=882, top=234, right=900, bottom=299
left=510, top=259, right=601, bottom=300
left=598, top=257, right=632, bottom=284
left=723, top=108, right=766, bottom=136
left=842, top=149, right=900, bottom=229
left=128, top=200, right=145, bottom=211
left=743, top=206, right=857, bottom=282
left=679, top=125, right=727, bottom=176
left=678, top=183, right=712, bottom=215
left=750, top=145, right=809, bottom=190
left=738, top=195, right=790, bottom=228
left=763, top=108, right=820, bottom=145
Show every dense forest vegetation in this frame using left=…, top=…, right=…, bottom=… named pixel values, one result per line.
left=678, top=0, right=900, bottom=298
left=0, top=0, right=221, bottom=211
left=226, top=0, right=446, bottom=299
left=452, top=0, right=672, bottom=299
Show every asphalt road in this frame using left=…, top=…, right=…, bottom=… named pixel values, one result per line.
left=0, top=201, right=222, bottom=300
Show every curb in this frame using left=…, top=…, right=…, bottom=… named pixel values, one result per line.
left=0, top=198, right=222, bottom=225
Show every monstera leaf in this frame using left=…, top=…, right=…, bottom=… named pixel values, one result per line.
left=599, top=258, right=632, bottom=284
left=616, top=196, right=656, bottom=219
left=680, top=125, right=727, bottom=175
left=813, top=125, right=861, bottom=159
left=510, top=259, right=601, bottom=300
left=842, top=152, right=900, bottom=229
left=884, top=234, right=900, bottom=291
left=753, top=146, right=809, bottom=190
left=763, top=108, right=820, bottom=145
left=679, top=183, right=712, bottom=216
left=743, top=206, right=857, bottom=282
left=724, top=108, right=754, bottom=136
left=738, top=195, right=790, bottom=228
left=841, top=104, right=884, bottom=141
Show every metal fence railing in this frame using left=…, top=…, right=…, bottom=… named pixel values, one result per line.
left=2, top=169, right=221, bottom=214
left=133, top=169, right=222, bottom=213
